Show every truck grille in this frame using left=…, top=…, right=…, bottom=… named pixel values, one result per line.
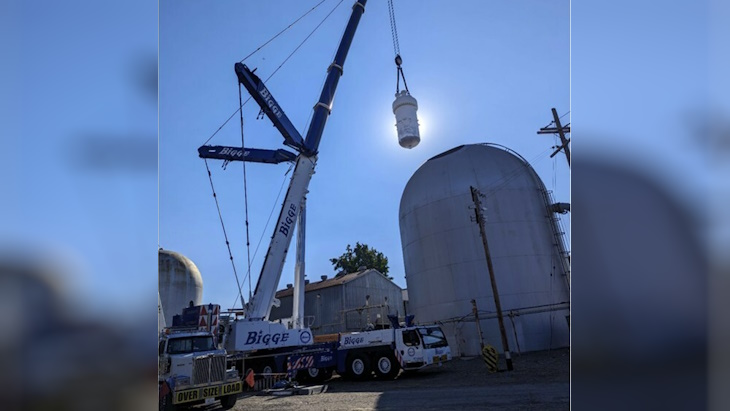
left=193, top=355, right=226, bottom=384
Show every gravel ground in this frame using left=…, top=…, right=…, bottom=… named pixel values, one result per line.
left=206, top=347, right=569, bottom=410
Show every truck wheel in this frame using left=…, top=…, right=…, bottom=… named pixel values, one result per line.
left=219, top=394, right=237, bottom=410
left=374, top=352, right=399, bottom=379
left=346, top=353, right=371, bottom=380
left=159, top=382, right=174, bottom=411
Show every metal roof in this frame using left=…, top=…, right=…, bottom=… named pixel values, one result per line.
left=274, top=269, right=383, bottom=298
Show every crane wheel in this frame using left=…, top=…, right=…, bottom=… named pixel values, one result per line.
left=346, top=353, right=371, bottom=380
left=373, top=351, right=399, bottom=379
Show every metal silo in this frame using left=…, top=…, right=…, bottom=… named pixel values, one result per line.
left=399, top=144, right=570, bottom=357
left=158, top=249, right=204, bottom=326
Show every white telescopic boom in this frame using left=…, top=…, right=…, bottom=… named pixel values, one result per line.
left=247, top=155, right=317, bottom=320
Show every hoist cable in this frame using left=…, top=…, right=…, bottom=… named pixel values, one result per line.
left=238, top=84, right=253, bottom=305
left=387, top=0, right=401, bottom=56
left=200, top=0, right=345, bottom=147
left=388, top=0, right=410, bottom=93
left=239, top=0, right=327, bottom=63
left=231, top=163, right=295, bottom=310
left=398, top=66, right=409, bottom=93
left=204, top=158, right=245, bottom=309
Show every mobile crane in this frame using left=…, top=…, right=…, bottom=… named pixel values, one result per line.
left=197, top=0, right=450, bottom=382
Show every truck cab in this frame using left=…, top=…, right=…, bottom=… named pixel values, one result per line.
left=159, top=307, right=242, bottom=410
left=395, top=325, right=451, bottom=370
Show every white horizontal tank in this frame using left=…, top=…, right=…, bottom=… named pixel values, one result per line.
left=392, top=90, right=420, bottom=149
left=399, top=144, right=570, bottom=356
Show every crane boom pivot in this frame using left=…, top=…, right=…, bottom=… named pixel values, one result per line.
left=235, top=63, right=307, bottom=153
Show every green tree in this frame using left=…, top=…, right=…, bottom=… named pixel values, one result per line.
left=330, top=242, right=391, bottom=279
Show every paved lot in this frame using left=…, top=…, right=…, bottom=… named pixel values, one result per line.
left=214, top=348, right=569, bottom=410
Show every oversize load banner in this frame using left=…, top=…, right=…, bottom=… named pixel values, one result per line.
left=173, top=381, right=242, bottom=404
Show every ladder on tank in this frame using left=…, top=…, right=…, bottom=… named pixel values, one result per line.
left=541, top=189, right=571, bottom=291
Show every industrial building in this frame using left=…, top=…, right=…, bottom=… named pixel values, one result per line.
left=269, top=269, right=404, bottom=335
left=399, top=143, right=570, bottom=357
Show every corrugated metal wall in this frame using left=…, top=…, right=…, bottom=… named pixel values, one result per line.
left=341, top=273, right=404, bottom=332
left=269, top=271, right=404, bottom=335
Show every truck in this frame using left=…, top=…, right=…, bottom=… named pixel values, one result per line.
left=222, top=314, right=451, bottom=383
left=158, top=304, right=243, bottom=410
left=196, top=0, right=452, bottom=388
left=290, top=321, right=451, bottom=382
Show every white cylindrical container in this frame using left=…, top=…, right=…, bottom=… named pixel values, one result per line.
left=392, top=90, right=420, bottom=149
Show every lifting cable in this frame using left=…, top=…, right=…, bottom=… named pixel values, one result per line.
left=230, top=163, right=294, bottom=310
left=204, top=158, right=245, bottom=309
left=239, top=0, right=327, bottom=63
left=388, top=0, right=409, bottom=93
left=201, top=0, right=344, bottom=147
left=238, top=84, right=253, bottom=306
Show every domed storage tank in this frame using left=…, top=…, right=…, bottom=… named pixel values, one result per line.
left=159, top=249, right=203, bottom=326
left=399, top=144, right=570, bottom=357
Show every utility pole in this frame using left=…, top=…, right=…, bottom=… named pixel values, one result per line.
left=471, top=299, right=485, bottom=350
left=470, top=186, right=513, bottom=371
left=537, top=107, right=570, bottom=167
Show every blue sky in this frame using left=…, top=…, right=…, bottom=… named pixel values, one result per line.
left=160, top=0, right=570, bottom=309
left=3, top=0, right=158, bottom=319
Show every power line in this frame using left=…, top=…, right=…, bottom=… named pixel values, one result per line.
left=540, top=110, right=570, bottom=129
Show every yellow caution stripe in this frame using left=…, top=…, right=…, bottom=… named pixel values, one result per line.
left=482, top=345, right=498, bottom=373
